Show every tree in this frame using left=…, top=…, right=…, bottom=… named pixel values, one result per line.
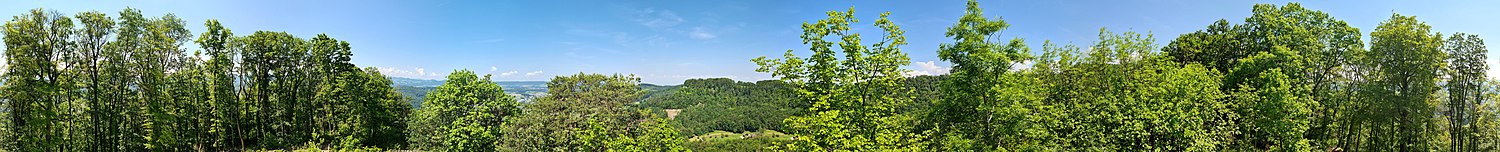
left=1029, top=29, right=1232, bottom=151
left=751, top=7, right=926, bottom=151
left=1474, top=79, right=1500, bottom=151
left=1349, top=13, right=1447, bottom=151
left=1, top=8, right=73, bottom=151
left=303, top=34, right=410, bottom=149
left=501, top=73, right=686, bottom=151
left=196, top=19, right=243, bottom=151
left=1162, top=3, right=1364, bottom=149
left=1230, top=67, right=1314, bottom=150
left=358, top=67, right=412, bottom=149
left=1224, top=46, right=1316, bottom=150
left=240, top=31, right=302, bottom=148
left=71, top=10, right=117, bottom=151
left=925, top=0, right=1043, bottom=150
left=407, top=70, right=519, bottom=151
left=1444, top=33, right=1487, bottom=151
left=136, top=12, right=193, bottom=151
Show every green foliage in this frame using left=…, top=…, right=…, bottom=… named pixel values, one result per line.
left=311, top=66, right=410, bottom=149
left=407, top=70, right=519, bottom=151
left=752, top=6, right=926, bottom=151
left=640, top=78, right=801, bottom=135
left=501, top=73, right=687, bottom=151
left=1162, top=3, right=1363, bottom=150
left=1346, top=13, right=1448, bottom=151
left=1230, top=68, right=1314, bottom=150
left=1474, top=80, right=1500, bottom=151
left=1, top=8, right=73, bottom=151
left=1026, top=29, right=1232, bottom=151
left=1444, top=33, right=1487, bottom=151
left=198, top=19, right=243, bottom=151
left=925, top=0, right=1043, bottom=150
left=684, top=130, right=792, bottom=152
left=1, top=8, right=409, bottom=151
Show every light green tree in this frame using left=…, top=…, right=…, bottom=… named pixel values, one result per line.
left=1350, top=13, right=1447, bottom=151
left=752, top=7, right=926, bottom=151
left=925, top=0, right=1050, bottom=150
left=1444, top=33, right=1487, bottom=151
left=501, top=73, right=687, bottom=152
left=195, top=19, right=245, bottom=150
left=1474, top=79, right=1500, bottom=151
left=1037, top=29, right=1232, bottom=151
left=1, top=8, right=74, bottom=152
left=1162, top=3, right=1364, bottom=150
left=407, top=70, right=519, bottom=151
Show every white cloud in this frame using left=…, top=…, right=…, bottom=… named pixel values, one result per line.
left=525, top=70, right=545, bottom=76
left=490, top=66, right=498, bottom=72
left=631, top=8, right=683, bottom=29
left=1489, top=59, right=1500, bottom=79
left=690, top=27, right=717, bottom=39
left=378, top=67, right=431, bottom=78
left=905, top=61, right=951, bottom=76
left=1011, top=60, right=1034, bottom=71
left=500, top=71, right=519, bottom=76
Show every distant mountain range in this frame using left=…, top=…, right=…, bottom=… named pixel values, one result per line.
left=388, top=77, right=550, bottom=108
left=388, top=77, right=550, bottom=87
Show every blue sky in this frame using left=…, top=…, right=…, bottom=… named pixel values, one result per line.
left=3, top=0, right=1498, bottom=84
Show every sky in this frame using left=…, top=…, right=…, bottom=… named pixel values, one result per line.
left=2, top=0, right=1498, bottom=84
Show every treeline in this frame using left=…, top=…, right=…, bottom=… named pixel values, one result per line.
left=640, top=78, right=801, bottom=135
left=639, top=75, right=941, bottom=137
left=754, top=1, right=1500, bottom=151
left=0, top=8, right=692, bottom=151
left=639, top=76, right=941, bottom=151
left=0, top=8, right=409, bottom=151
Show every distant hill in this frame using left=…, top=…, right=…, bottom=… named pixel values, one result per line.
left=387, top=77, right=448, bottom=87
left=388, top=76, right=671, bottom=109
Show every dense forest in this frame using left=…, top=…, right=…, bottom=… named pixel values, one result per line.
left=3, top=1, right=1499, bottom=151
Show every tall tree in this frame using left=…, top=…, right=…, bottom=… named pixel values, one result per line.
left=195, top=19, right=244, bottom=150
left=1474, top=80, right=1500, bottom=151
left=358, top=67, right=411, bottom=149
left=309, top=34, right=355, bottom=147
left=1162, top=3, right=1364, bottom=149
left=71, top=10, right=122, bottom=152
left=1224, top=47, right=1318, bottom=150
left=240, top=31, right=307, bottom=148
left=136, top=12, right=193, bottom=151
left=1444, top=33, right=1487, bottom=151
left=1, top=8, right=74, bottom=151
left=1351, top=13, right=1447, bottom=151
left=752, top=7, right=926, bottom=151
left=925, top=0, right=1042, bottom=150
